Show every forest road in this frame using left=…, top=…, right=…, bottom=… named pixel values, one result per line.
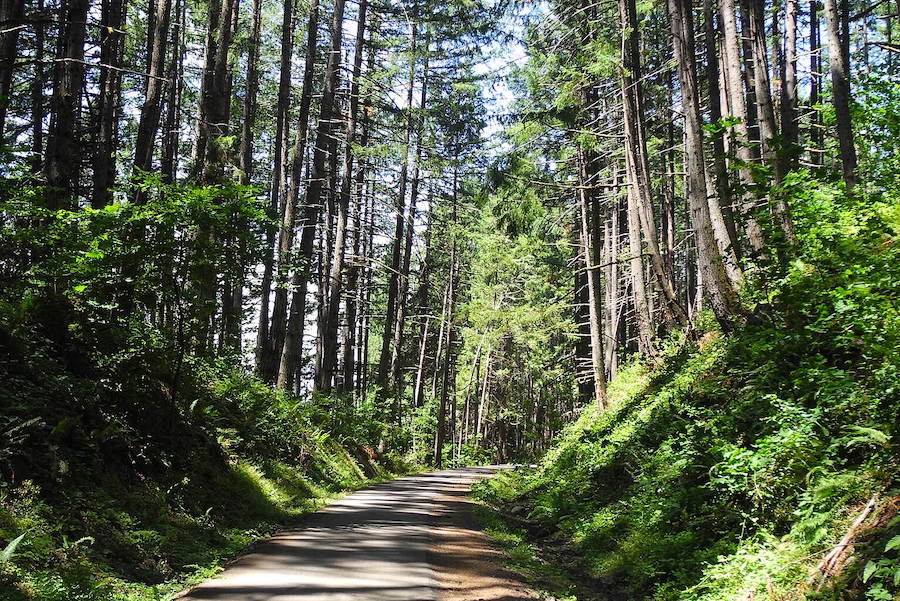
left=178, top=466, right=539, bottom=601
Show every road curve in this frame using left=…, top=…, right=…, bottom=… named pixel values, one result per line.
left=179, top=466, right=530, bottom=601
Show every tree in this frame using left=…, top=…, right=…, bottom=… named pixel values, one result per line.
left=320, top=0, right=370, bottom=393
left=44, top=0, right=90, bottom=209
left=666, top=0, right=740, bottom=327
left=0, top=0, right=24, bottom=145
left=277, top=0, right=347, bottom=391
left=824, top=0, right=858, bottom=187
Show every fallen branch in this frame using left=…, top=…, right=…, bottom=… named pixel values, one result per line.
left=815, top=495, right=878, bottom=588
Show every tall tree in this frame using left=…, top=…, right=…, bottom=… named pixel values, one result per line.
left=133, top=0, right=174, bottom=194
left=189, top=0, right=239, bottom=351
left=824, top=0, right=858, bottom=187
left=619, top=0, right=694, bottom=323
left=388, top=32, right=430, bottom=412
left=277, top=0, right=347, bottom=390
left=319, top=0, right=370, bottom=393
left=0, top=0, right=24, bottom=145
left=264, top=0, right=299, bottom=378
left=91, top=0, right=128, bottom=208
left=376, top=22, right=418, bottom=400
left=666, top=0, right=740, bottom=327
left=577, top=148, right=607, bottom=407
left=44, top=0, right=90, bottom=209
left=719, top=0, right=766, bottom=252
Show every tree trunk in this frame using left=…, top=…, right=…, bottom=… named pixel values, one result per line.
left=577, top=148, right=608, bottom=408
left=319, top=0, right=369, bottom=393
left=809, top=0, right=823, bottom=166
left=30, top=0, right=45, bottom=174
left=377, top=23, right=417, bottom=400
left=90, top=0, right=127, bottom=208
left=276, top=0, right=347, bottom=391
left=412, top=316, right=432, bottom=408
left=133, top=0, right=173, bottom=194
left=619, top=0, right=694, bottom=324
left=667, top=0, right=740, bottom=327
left=603, top=194, right=620, bottom=379
left=44, top=0, right=90, bottom=209
left=189, top=0, right=238, bottom=352
left=434, top=175, right=458, bottom=468
left=263, top=0, right=301, bottom=379
left=701, top=0, right=744, bottom=281
left=575, top=239, right=594, bottom=403
left=626, top=182, right=655, bottom=353
left=0, top=0, right=25, bottom=146
left=719, top=0, right=766, bottom=252
left=746, top=0, right=797, bottom=244
left=342, top=32, right=378, bottom=395
left=239, top=0, right=262, bottom=187
left=824, top=0, right=858, bottom=187
left=744, top=0, right=778, bottom=170
left=161, top=0, right=185, bottom=183
left=388, top=34, right=429, bottom=414
left=781, top=0, right=799, bottom=162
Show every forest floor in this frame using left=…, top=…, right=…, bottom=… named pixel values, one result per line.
left=174, top=466, right=538, bottom=601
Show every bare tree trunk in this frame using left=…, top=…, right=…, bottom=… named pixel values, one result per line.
left=809, top=0, right=823, bottom=167
left=434, top=178, right=458, bottom=468
left=388, top=35, right=429, bottom=412
left=626, top=182, right=655, bottom=353
left=276, top=0, right=346, bottom=391
left=239, top=0, right=262, bottom=187
left=781, top=0, right=799, bottom=161
left=701, top=0, right=744, bottom=281
left=824, top=0, right=858, bottom=187
left=667, top=0, right=740, bottom=327
left=0, top=0, right=23, bottom=145
left=459, top=334, right=483, bottom=451
left=319, top=0, right=369, bottom=393
left=29, top=0, right=45, bottom=174
left=719, top=0, right=766, bottom=252
left=189, top=0, right=238, bottom=352
left=476, top=352, right=491, bottom=446
left=377, top=23, right=417, bottom=400
left=746, top=0, right=797, bottom=244
left=161, top=0, right=185, bottom=183
left=342, top=31, right=378, bottom=395
left=578, top=148, right=608, bottom=408
left=90, top=0, right=127, bottom=208
left=255, top=0, right=315, bottom=375
left=575, top=241, right=594, bottom=403
left=412, top=316, right=432, bottom=408
left=620, top=0, right=693, bottom=324
left=745, top=0, right=779, bottom=171
left=263, top=0, right=299, bottom=379
left=603, top=196, right=620, bottom=379
left=45, top=0, right=90, bottom=210
left=431, top=279, right=451, bottom=398
left=219, top=0, right=260, bottom=353
left=133, top=0, right=174, bottom=193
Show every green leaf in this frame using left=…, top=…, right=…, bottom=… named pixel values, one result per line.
left=844, top=425, right=891, bottom=447
left=886, top=535, right=900, bottom=552
left=863, top=560, right=878, bottom=583
left=0, top=533, right=26, bottom=565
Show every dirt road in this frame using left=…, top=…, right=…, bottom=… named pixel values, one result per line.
left=179, top=466, right=538, bottom=601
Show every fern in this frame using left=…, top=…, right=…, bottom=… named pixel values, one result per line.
left=0, top=532, right=26, bottom=566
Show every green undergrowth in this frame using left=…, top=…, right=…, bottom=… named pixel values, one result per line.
left=0, top=308, right=413, bottom=601
left=475, top=182, right=900, bottom=601
left=472, top=501, right=593, bottom=601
